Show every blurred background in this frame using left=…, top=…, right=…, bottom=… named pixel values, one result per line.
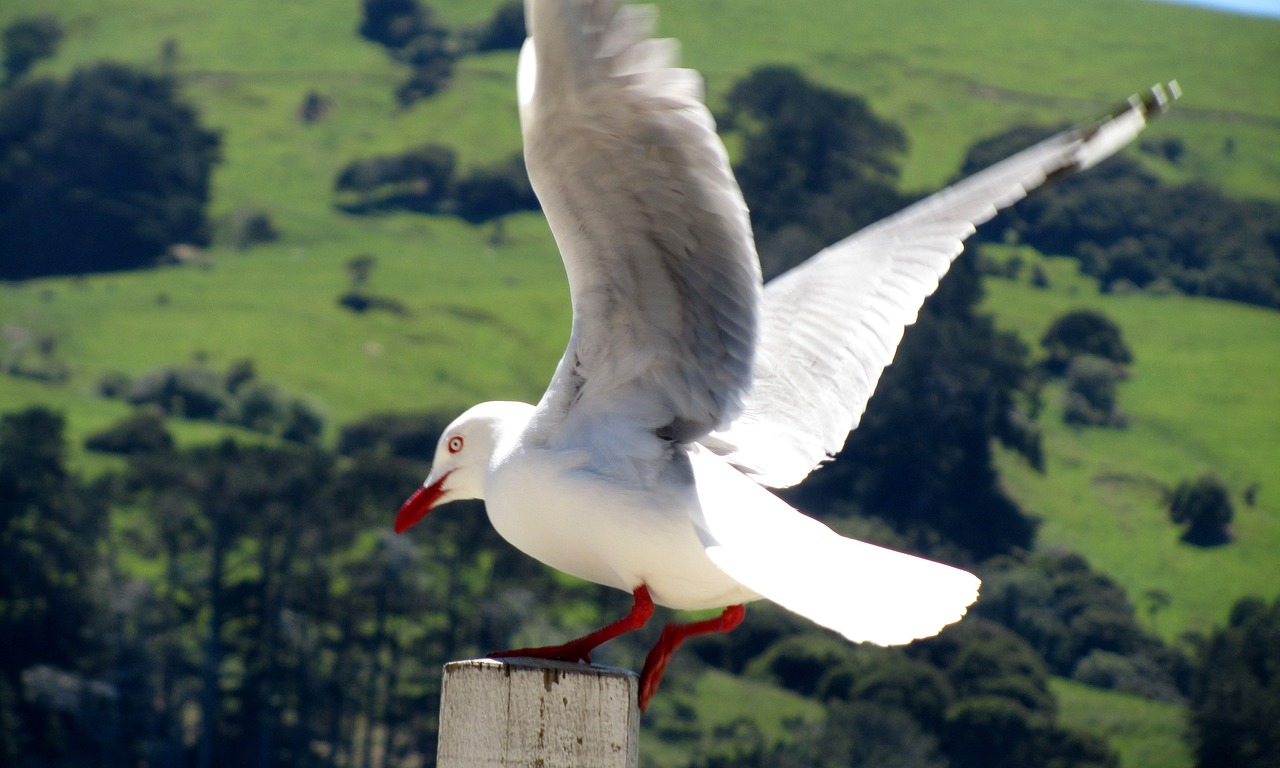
left=1, top=0, right=1277, bottom=766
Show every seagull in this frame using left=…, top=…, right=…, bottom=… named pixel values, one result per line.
left=395, top=0, right=1178, bottom=710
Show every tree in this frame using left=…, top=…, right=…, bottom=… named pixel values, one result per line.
left=333, top=143, right=456, bottom=213
left=1040, top=309, right=1133, bottom=375
left=84, top=408, right=174, bottom=455
left=1188, top=596, right=1280, bottom=768
left=0, top=63, right=221, bottom=280
left=0, top=408, right=109, bottom=764
left=2, top=16, right=63, bottom=83
left=1169, top=474, right=1234, bottom=546
left=973, top=551, right=1182, bottom=698
left=1062, top=355, right=1128, bottom=429
left=718, top=65, right=910, bottom=278
left=453, top=154, right=539, bottom=224
left=358, top=0, right=455, bottom=106
left=359, top=0, right=430, bottom=49
left=961, top=125, right=1280, bottom=309
left=469, top=1, right=526, bottom=52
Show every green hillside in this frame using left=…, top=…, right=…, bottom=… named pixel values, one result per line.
left=1, top=0, right=1275, bottom=445
left=2, top=1, right=1279, bottom=765
left=980, top=251, right=1280, bottom=643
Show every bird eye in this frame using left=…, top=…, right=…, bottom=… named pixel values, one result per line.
left=447, top=436, right=464, bottom=454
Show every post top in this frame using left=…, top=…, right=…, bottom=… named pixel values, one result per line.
left=444, top=657, right=639, bottom=680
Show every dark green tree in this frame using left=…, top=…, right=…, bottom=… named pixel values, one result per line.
left=1062, top=355, right=1128, bottom=429
left=358, top=0, right=455, bottom=105
left=0, top=63, right=221, bottom=279
left=470, top=1, right=526, bottom=52
left=453, top=153, right=539, bottom=224
left=2, top=16, right=62, bottom=83
left=0, top=408, right=109, bottom=765
left=1169, top=474, right=1234, bottom=547
left=719, top=65, right=911, bottom=278
left=922, top=622, right=1118, bottom=768
left=1041, top=309, right=1133, bottom=375
left=359, top=0, right=430, bottom=49
left=334, top=143, right=456, bottom=213
left=1188, top=596, right=1280, bottom=768
left=973, top=552, right=1177, bottom=689
left=84, top=408, right=174, bottom=455
left=961, top=125, right=1280, bottom=308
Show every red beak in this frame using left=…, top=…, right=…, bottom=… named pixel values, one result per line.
left=394, top=472, right=452, bottom=534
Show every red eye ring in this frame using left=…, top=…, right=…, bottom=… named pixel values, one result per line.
left=447, top=436, right=464, bottom=454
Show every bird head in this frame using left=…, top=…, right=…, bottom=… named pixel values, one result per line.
left=394, top=401, right=533, bottom=534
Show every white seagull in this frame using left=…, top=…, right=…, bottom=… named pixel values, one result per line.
left=395, top=0, right=1178, bottom=709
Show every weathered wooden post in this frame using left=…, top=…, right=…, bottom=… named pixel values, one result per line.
left=436, top=658, right=640, bottom=767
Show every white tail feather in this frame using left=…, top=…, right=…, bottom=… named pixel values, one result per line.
left=706, top=533, right=980, bottom=646
left=692, top=448, right=980, bottom=645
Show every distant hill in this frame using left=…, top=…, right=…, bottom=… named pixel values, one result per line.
left=2, top=2, right=1278, bottom=763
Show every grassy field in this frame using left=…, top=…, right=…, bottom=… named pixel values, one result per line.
left=981, top=250, right=1280, bottom=643
left=1053, top=677, right=1193, bottom=768
left=2, top=1, right=1278, bottom=763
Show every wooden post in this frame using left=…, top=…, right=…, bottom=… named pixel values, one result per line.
left=436, top=658, right=640, bottom=768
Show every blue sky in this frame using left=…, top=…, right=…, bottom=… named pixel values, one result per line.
left=1153, top=0, right=1280, bottom=17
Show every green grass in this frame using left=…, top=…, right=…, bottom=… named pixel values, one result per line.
left=1, top=2, right=1278, bottom=757
left=641, top=667, right=825, bottom=768
left=1053, top=678, right=1193, bottom=768
left=1, top=0, right=1275, bottom=639
left=4, top=0, right=1278, bottom=207
left=0, top=214, right=569, bottom=439
left=982, top=252, right=1280, bottom=642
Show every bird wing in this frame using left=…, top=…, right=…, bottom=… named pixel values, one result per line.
left=521, top=0, right=761, bottom=463
left=705, top=82, right=1181, bottom=488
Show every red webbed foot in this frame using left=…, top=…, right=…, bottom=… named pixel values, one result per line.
left=487, top=585, right=655, bottom=666
left=639, top=604, right=745, bottom=711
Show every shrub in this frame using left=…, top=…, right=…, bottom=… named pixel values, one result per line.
left=744, top=633, right=855, bottom=697
left=281, top=400, right=325, bottom=446
left=469, top=1, right=525, bottom=52
left=1072, top=650, right=1183, bottom=702
left=1063, top=355, right=1127, bottom=428
left=1168, top=474, right=1234, bottom=546
left=125, top=365, right=228, bottom=420
left=2, top=16, right=62, bottom=82
left=973, top=552, right=1169, bottom=681
left=453, top=154, right=539, bottom=223
left=334, top=144, right=456, bottom=213
left=358, top=0, right=456, bottom=106
left=964, top=126, right=1280, bottom=309
left=221, top=208, right=279, bottom=250
left=104, top=360, right=325, bottom=442
left=1041, top=309, right=1133, bottom=375
left=84, top=409, right=173, bottom=455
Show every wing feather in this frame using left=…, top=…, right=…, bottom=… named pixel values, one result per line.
left=522, top=0, right=761, bottom=459
left=707, top=83, right=1181, bottom=487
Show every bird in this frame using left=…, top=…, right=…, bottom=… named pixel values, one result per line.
left=394, top=0, right=1179, bottom=711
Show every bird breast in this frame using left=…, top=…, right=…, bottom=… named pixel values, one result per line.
left=483, top=442, right=759, bottom=610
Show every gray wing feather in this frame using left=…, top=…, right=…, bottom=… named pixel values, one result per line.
left=523, top=0, right=761, bottom=453
left=707, top=83, right=1180, bottom=488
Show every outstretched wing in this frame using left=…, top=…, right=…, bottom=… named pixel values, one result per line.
left=522, top=0, right=761, bottom=459
left=707, top=83, right=1181, bottom=488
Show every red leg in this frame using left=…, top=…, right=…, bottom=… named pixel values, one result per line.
left=639, top=604, right=746, bottom=711
left=489, top=585, right=655, bottom=664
